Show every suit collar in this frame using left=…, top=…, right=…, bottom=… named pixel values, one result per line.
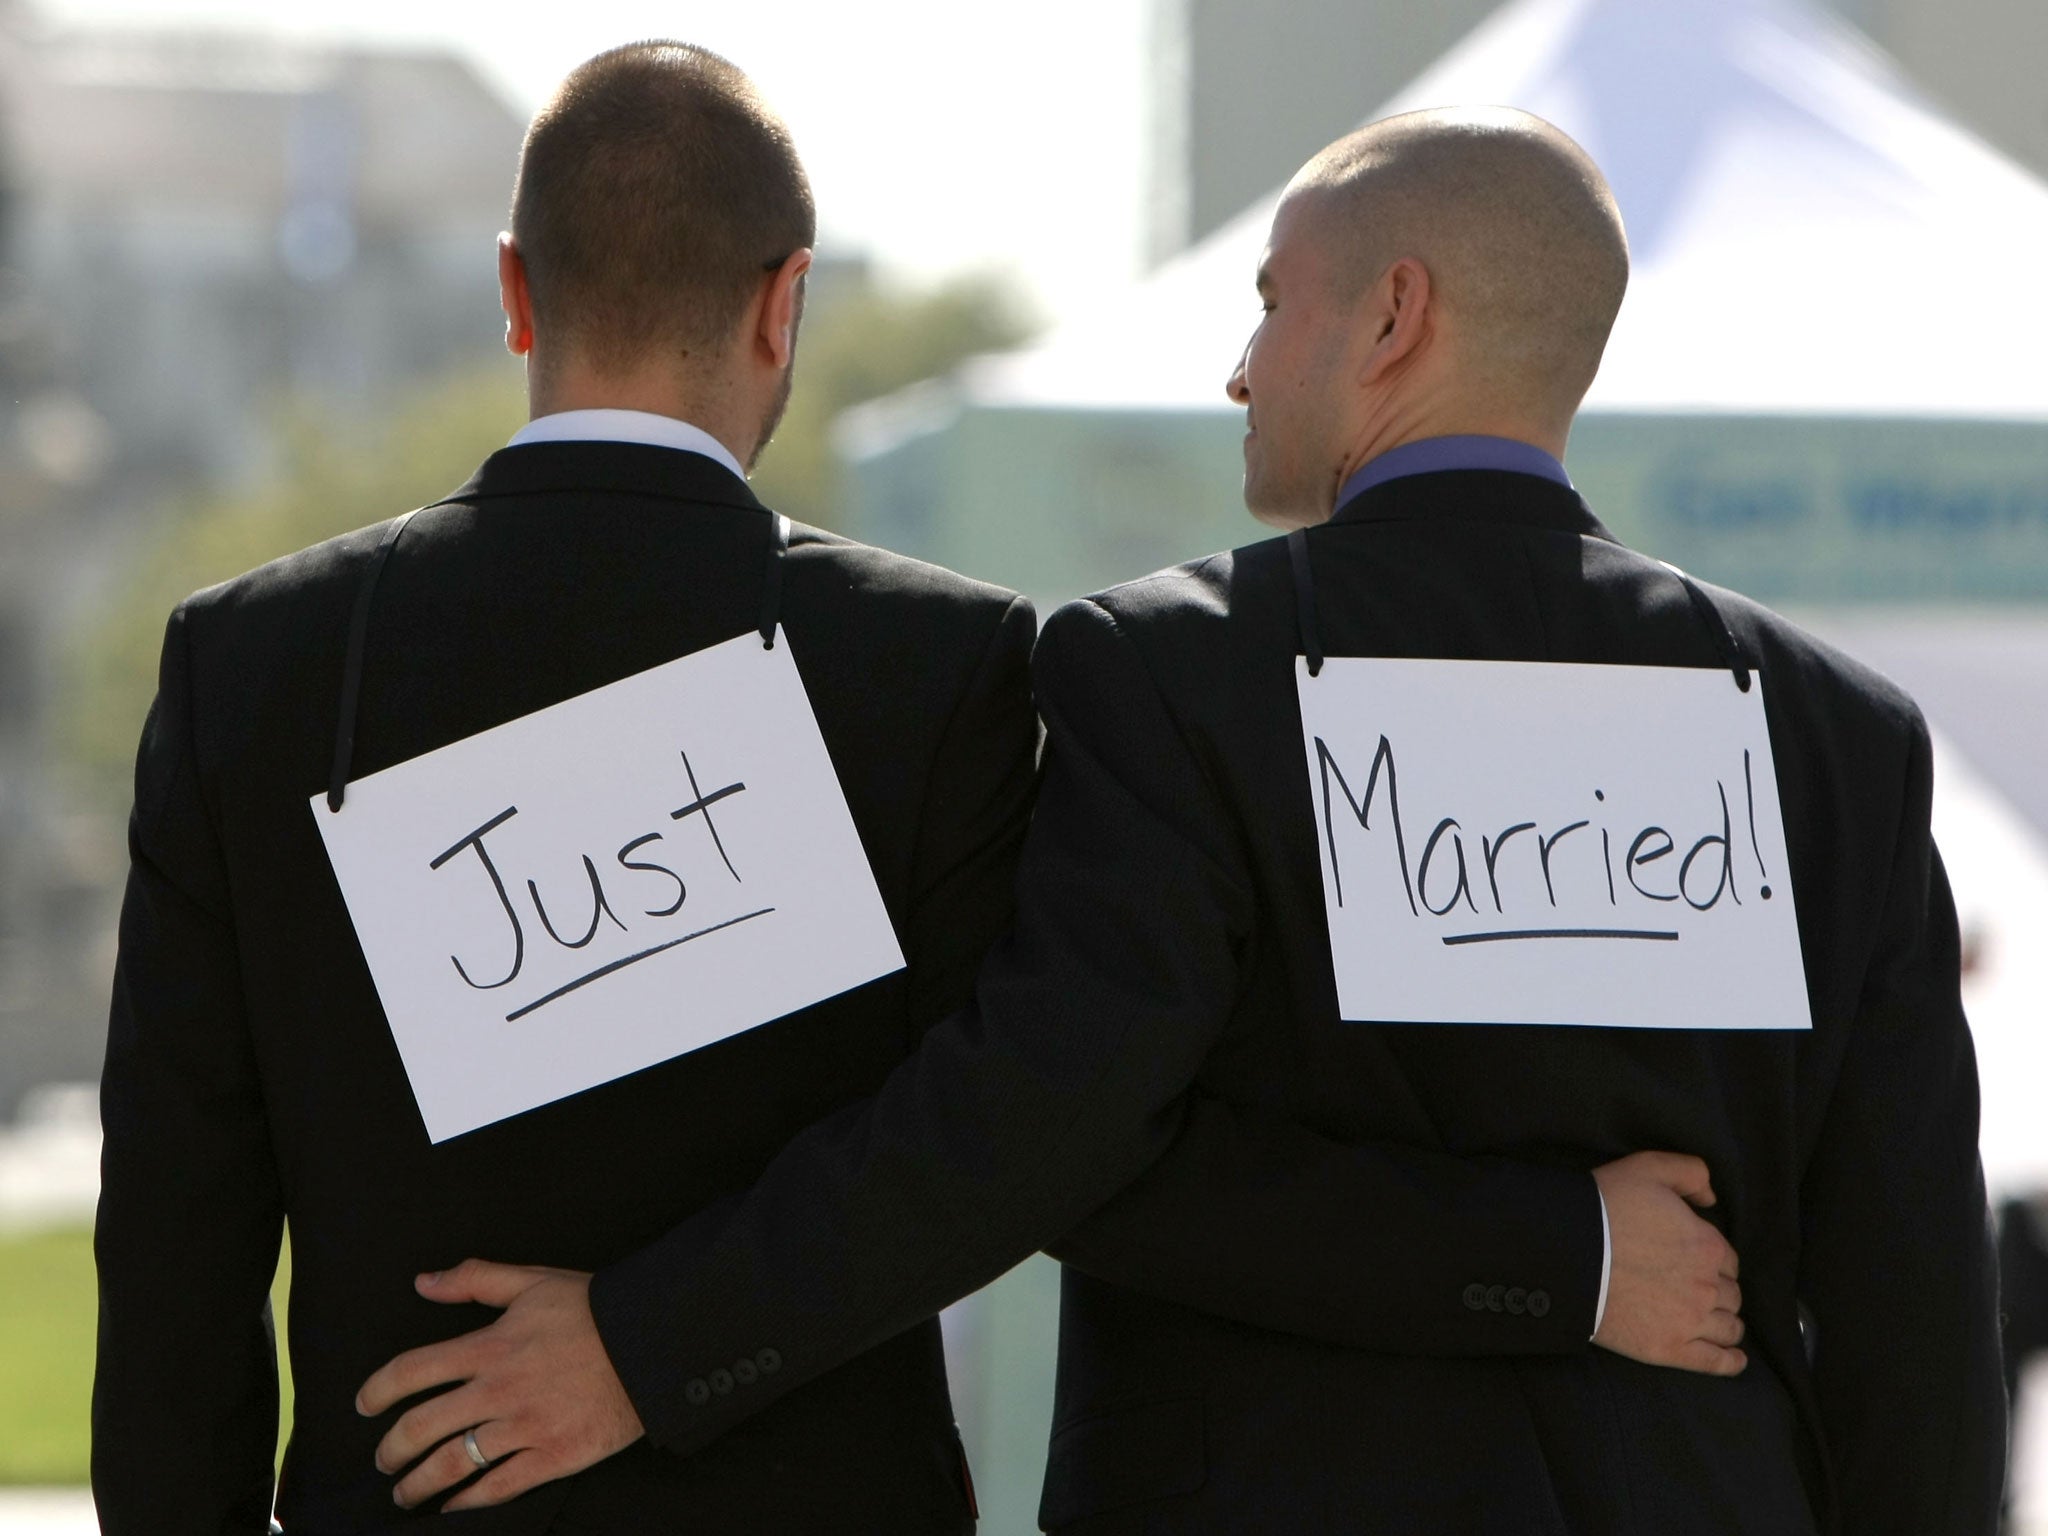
left=1329, top=468, right=1618, bottom=544
left=442, top=440, right=767, bottom=515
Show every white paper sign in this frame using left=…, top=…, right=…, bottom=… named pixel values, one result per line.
left=1296, top=658, right=1810, bottom=1031
left=313, top=628, right=904, bottom=1141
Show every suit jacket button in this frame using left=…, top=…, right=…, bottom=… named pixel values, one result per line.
left=709, top=1368, right=735, bottom=1395
left=1463, top=1283, right=1488, bottom=1311
left=1528, top=1289, right=1551, bottom=1318
left=757, top=1348, right=782, bottom=1375
left=1505, top=1287, right=1528, bottom=1316
left=734, top=1357, right=759, bottom=1386
left=1485, top=1284, right=1506, bottom=1313
left=685, top=1378, right=712, bottom=1406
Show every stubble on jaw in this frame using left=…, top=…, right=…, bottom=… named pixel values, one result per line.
left=746, top=282, right=805, bottom=473
left=747, top=357, right=797, bottom=473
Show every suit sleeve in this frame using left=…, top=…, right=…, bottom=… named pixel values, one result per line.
left=1799, top=713, right=2004, bottom=1534
left=1048, top=1090, right=1601, bottom=1351
left=590, top=597, right=1595, bottom=1452
left=92, top=603, right=284, bottom=1535
left=897, top=595, right=1040, bottom=1041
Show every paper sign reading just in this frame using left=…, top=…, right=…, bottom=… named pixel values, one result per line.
left=1295, top=658, right=1810, bottom=1031
left=314, top=628, right=903, bottom=1142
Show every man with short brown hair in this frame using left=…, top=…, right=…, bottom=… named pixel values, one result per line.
left=94, top=41, right=1038, bottom=1533
left=509, top=42, right=814, bottom=383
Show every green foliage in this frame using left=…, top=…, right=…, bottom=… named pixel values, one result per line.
left=0, top=1226, right=95, bottom=1481
left=60, top=272, right=1029, bottom=814
left=61, top=368, right=528, bottom=813
left=0, top=1224, right=294, bottom=1483
left=750, top=272, right=1033, bottom=524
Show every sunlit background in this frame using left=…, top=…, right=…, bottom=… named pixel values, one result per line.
left=2, top=0, right=2047, bottom=1530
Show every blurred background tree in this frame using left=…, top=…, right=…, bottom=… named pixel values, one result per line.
left=750, top=272, right=1032, bottom=522
left=59, top=367, right=526, bottom=813
left=60, top=271, right=1030, bottom=814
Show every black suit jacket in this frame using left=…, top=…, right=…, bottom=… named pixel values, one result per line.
left=92, top=441, right=1037, bottom=1535
left=584, top=470, right=2000, bottom=1536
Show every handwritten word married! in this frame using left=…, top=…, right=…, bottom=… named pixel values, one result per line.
left=1313, top=734, right=1775, bottom=946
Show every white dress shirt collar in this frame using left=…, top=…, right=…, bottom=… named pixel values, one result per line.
left=507, top=409, right=747, bottom=483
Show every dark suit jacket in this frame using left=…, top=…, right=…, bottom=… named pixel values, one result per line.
left=584, top=470, right=2001, bottom=1536
left=92, top=441, right=1037, bottom=1535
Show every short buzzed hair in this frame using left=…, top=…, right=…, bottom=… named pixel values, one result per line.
left=511, top=42, right=815, bottom=373
left=1294, top=108, right=1629, bottom=409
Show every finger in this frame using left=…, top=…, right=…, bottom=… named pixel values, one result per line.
left=442, top=1446, right=561, bottom=1513
left=392, top=1419, right=528, bottom=1511
left=1697, top=1309, right=1746, bottom=1348
left=357, top=1336, right=483, bottom=1418
left=390, top=1431, right=477, bottom=1511
left=1718, top=1239, right=1740, bottom=1282
left=1674, top=1340, right=1748, bottom=1377
left=376, top=1382, right=489, bottom=1475
left=416, top=1258, right=546, bottom=1310
left=1715, top=1277, right=1742, bottom=1316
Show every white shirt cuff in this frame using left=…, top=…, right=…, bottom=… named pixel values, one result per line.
left=1591, top=1181, right=1612, bottom=1339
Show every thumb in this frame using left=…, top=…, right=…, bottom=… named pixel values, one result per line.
left=416, top=1257, right=534, bottom=1309
left=1653, top=1152, right=1717, bottom=1208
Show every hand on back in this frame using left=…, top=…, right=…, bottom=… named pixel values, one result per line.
left=1591, top=1150, right=1746, bottom=1376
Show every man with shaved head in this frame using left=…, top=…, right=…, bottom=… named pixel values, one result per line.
left=1238, top=109, right=1628, bottom=527
left=379, top=110, right=2001, bottom=1533
left=1201, top=114, right=2002, bottom=1525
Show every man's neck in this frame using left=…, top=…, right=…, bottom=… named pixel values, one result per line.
left=528, top=364, right=754, bottom=469
left=1338, top=415, right=1570, bottom=491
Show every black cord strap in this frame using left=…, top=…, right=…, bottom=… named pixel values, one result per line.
left=759, top=513, right=789, bottom=649
left=330, top=502, right=792, bottom=811
left=1661, top=561, right=1753, bottom=693
left=1287, top=528, right=1325, bottom=678
left=327, top=507, right=423, bottom=810
left=1282, top=532, right=1746, bottom=693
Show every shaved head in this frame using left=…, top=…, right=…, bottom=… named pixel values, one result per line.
left=1290, top=106, right=1629, bottom=413
left=1228, top=107, right=1631, bottom=527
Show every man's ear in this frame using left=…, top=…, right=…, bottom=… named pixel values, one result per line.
left=1357, top=256, right=1431, bottom=386
left=498, top=233, right=535, bottom=357
left=755, top=248, right=813, bottom=370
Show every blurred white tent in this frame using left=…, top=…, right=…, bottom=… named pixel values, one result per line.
left=842, top=0, right=2048, bottom=606
left=963, top=0, right=2048, bottom=421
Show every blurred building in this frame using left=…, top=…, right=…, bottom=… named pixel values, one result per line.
left=6, top=19, right=522, bottom=487
left=1143, top=0, right=2048, bottom=262
left=0, top=8, right=527, bottom=1116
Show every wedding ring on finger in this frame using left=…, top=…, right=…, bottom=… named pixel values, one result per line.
left=463, top=1427, right=489, bottom=1470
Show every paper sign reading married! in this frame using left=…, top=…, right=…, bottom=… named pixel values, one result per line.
left=313, top=628, right=904, bottom=1142
left=1295, top=658, right=1810, bottom=1031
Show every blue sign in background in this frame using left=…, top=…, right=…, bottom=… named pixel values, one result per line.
left=847, top=402, right=2048, bottom=612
